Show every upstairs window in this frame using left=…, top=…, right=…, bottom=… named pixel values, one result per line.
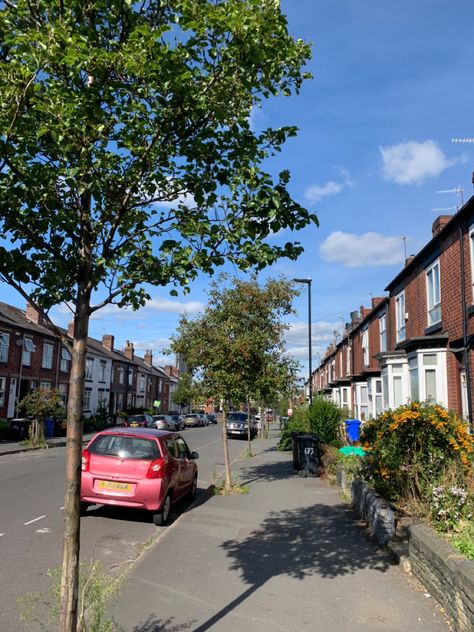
left=85, top=357, right=94, bottom=380
left=22, top=337, right=35, bottom=366
left=426, top=260, right=441, bottom=326
left=0, top=332, right=10, bottom=362
left=42, top=342, right=54, bottom=369
left=395, top=292, right=406, bottom=342
left=60, top=347, right=71, bottom=372
left=99, top=360, right=107, bottom=382
left=362, top=327, right=369, bottom=367
left=379, top=313, right=387, bottom=352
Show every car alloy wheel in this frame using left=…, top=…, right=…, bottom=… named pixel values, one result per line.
left=189, top=475, right=198, bottom=501
left=153, top=492, right=172, bottom=526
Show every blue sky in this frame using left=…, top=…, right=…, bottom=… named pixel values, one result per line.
left=2, top=0, right=474, bottom=378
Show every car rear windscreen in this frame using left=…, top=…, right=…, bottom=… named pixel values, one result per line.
left=227, top=413, right=248, bottom=422
left=89, top=435, right=160, bottom=460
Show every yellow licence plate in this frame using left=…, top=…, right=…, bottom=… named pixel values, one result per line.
left=129, top=423, right=140, bottom=427
left=97, top=480, right=132, bottom=492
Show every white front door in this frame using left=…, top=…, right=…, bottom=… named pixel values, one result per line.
left=460, top=370, right=469, bottom=421
left=7, top=378, right=17, bottom=418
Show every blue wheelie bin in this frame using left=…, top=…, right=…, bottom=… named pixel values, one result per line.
left=345, top=419, right=361, bottom=443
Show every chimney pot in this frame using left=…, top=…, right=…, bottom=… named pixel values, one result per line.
left=102, top=334, right=114, bottom=351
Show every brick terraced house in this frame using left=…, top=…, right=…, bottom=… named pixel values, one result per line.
left=0, top=303, right=179, bottom=421
left=314, top=195, right=474, bottom=427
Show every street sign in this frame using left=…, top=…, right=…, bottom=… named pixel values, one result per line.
left=153, top=400, right=161, bottom=407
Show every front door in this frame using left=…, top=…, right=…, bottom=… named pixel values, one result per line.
left=460, top=370, right=469, bottom=421
left=7, top=377, right=17, bottom=418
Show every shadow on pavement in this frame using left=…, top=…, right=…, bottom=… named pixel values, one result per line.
left=129, top=614, right=196, bottom=631
left=240, top=459, right=295, bottom=483
left=193, top=502, right=392, bottom=632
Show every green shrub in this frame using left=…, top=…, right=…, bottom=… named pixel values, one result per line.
left=307, top=395, right=347, bottom=447
left=277, top=408, right=309, bottom=451
left=452, top=522, right=474, bottom=560
left=361, top=402, right=474, bottom=502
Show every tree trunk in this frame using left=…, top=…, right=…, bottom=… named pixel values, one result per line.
left=221, top=406, right=233, bottom=491
left=247, top=399, right=252, bottom=457
left=59, top=295, right=90, bottom=632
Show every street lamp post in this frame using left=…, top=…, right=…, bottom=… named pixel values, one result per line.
left=293, top=278, right=312, bottom=405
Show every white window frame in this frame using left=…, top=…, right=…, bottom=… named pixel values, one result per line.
left=379, top=313, right=387, bottom=353
left=470, top=227, right=474, bottom=302
left=60, top=347, right=71, bottom=372
left=22, top=337, right=35, bottom=366
left=85, top=357, right=94, bottom=380
left=99, top=360, right=107, bottom=382
left=380, top=357, right=409, bottom=410
left=0, top=332, right=10, bottom=363
left=346, top=343, right=351, bottom=376
left=0, top=376, right=6, bottom=406
left=42, top=342, right=54, bottom=369
left=83, top=388, right=92, bottom=411
left=117, top=366, right=125, bottom=385
left=395, top=291, right=406, bottom=342
left=362, top=327, right=369, bottom=367
left=406, top=349, right=447, bottom=406
left=39, top=381, right=51, bottom=391
left=128, top=368, right=133, bottom=386
left=139, top=374, right=146, bottom=392
left=426, top=259, right=441, bottom=326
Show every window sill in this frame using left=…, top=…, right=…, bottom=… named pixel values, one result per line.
left=424, top=322, right=443, bottom=335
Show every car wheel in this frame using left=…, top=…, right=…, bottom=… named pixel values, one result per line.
left=80, top=501, right=90, bottom=516
left=188, top=474, right=198, bottom=501
left=153, top=492, right=172, bottom=526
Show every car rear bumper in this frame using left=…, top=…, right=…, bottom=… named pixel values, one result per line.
left=81, top=475, right=164, bottom=511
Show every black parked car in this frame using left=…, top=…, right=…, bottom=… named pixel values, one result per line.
left=226, top=412, right=257, bottom=439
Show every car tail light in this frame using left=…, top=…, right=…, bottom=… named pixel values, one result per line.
left=82, top=449, right=90, bottom=472
left=146, top=457, right=165, bottom=479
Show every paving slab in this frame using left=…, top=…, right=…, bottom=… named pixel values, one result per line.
left=112, top=432, right=450, bottom=632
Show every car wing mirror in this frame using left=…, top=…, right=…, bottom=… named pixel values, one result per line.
left=190, top=451, right=199, bottom=460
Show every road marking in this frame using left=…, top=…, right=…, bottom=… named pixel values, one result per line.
left=60, top=506, right=64, bottom=510
left=0, top=533, right=4, bottom=537
left=24, top=515, right=46, bottom=526
left=37, top=528, right=51, bottom=534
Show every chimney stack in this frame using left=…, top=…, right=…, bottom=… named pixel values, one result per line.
left=25, top=302, right=42, bottom=325
left=102, top=334, right=114, bottom=351
left=405, top=254, right=415, bottom=267
left=432, top=215, right=452, bottom=237
left=124, top=340, right=134, bottom=361
left=67, top=321, right=75, bottom=338
left=144, top=350, right=153, bottom=366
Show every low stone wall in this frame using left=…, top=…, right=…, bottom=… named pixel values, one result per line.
left=334, top=471, right=474, bottom=632
left=409, top=524, right=474, bottom=632
left=349, top=476, right=395, bottom=545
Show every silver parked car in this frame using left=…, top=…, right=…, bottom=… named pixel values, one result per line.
left=152, top=414, right=175, bottom=430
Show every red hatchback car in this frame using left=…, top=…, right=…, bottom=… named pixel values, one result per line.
left=80, top=428, right=199, bottom=525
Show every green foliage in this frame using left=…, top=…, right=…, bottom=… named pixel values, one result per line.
left=331, top=452, right=364, bottom=481
left=18, top=560, right=123, bottom=632
left=278, top=408, right=309, bottom=451
left=0, top=0, right=315, bottom=311
left=430, top=481, right=473, bottom=533
left=452, top=523, right=474, bottom=560
left=170, top=275, right=300, bottom=410
left=307, top=395, right=346, bottom=447
left=18, top=388, right=65, bottom=447
left=361, top=402, right=474, bottom=502
left=171, top=371, right=195, bottom=408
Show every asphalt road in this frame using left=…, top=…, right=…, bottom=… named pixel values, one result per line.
left=0, top=424, right=247, bottom=632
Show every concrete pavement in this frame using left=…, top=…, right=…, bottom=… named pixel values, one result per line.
left=111, top=430, right=450, bottom=632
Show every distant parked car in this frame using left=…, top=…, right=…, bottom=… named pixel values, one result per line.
left=123, top=414, right=154, bottom=428
left=170, top=415, right=185, bottom=431
left=80, top=427, right=199, bottom=525
left=226, top=412, right=257, bottom=439
left=207, top=413, right=217, bottom=424
left=152, top=415, right=175, bottom=430
left=183, top=413, right=201, bottom=428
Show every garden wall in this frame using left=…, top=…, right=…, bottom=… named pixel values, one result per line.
left=409, top=524, right=474, bottom=632
left=336, top=472, right=474, bottom=632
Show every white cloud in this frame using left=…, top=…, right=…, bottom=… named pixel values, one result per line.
left=379, top=140, right=457, bottom=185
left=90, top=296, right=204, bottom=320
left=304, top=167, right=353, bottom=203
left=320, top=231, right=404, bottom=268
left=285, top=320, right=342, bottom=356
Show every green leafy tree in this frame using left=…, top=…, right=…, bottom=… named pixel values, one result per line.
left=170, top=275, right=298, bottom=488
left=0, top=2, right=314, bottom=628
left=18, top=388, right=65, bottom=447
left=171, top=371, right=195, bottom=410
